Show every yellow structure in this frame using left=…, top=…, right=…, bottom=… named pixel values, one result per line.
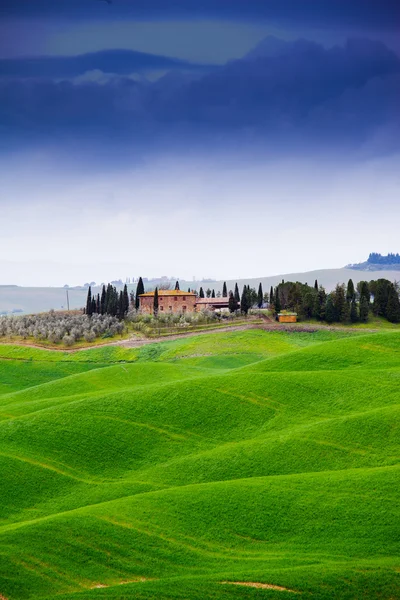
left=278, top=313, right=297, bottom=323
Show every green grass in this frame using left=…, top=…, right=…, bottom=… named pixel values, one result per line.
left=0, top=328, right=399, bottom=599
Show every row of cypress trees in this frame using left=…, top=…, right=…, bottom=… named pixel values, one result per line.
left=271, top=278, right=400, bottom=324
left=85, top=284, right=130, bottom=320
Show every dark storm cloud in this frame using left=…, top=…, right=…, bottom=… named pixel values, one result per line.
left=2, top=0, right=400, bottom=29
left=0, top=49, right=210, bottom=79
left=1, top=37, right=399, bottom=156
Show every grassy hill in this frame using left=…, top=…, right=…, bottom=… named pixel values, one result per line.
left=0, top=329, right=399, bottom=599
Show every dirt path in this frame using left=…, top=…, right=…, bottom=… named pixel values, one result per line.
left=221, top=581, right=300, bottom=593
left=0, top=320, right=384, bottom=355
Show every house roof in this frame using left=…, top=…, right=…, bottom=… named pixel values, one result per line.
left=139, top=290, right=196, bottom=297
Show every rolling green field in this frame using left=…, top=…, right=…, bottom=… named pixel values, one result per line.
left=0, top=329, right=399, bottom=599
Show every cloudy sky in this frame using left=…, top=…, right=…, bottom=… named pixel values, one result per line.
left=1, top=0, right=399, bottom=286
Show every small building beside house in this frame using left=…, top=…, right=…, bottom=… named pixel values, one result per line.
left=278, top=312, right=297, bottom=323
left=139, top=290, right=197, bottom=314
left=195, top=297, right=231, bottom=312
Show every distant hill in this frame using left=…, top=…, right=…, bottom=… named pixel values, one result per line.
left=2, top=266, right=400, bottom=315
left=346, top=253, right=400, bottom=271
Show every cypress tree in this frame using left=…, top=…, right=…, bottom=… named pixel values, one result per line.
left=118, top=291, right=124, bottom=320
left=386, top=285, right=400, bottom=323
left=274, top=289, right=281, bottom=314
left=96, top=294, right=100, bottom=314
left=234, top=283, right=240, bottom=303
left=211, top=289, right=215, bottom=298
left=350, top=298, right=358, bottom=323
left=346, top=279, right=355, bottom=302
left=228, top=291, right=237, bottom=313
left=135, top=277, right=144, bottom=311
left=359, top=296, right=369, bottom=323
left=206, top=288, right=212, bottom=298
left=269, top=286, right=274, bottom=305
left=240, top=286, right=249, bottom=315
left=334, top=284, right=347, bottom=322
left=360, top=281, right=370, bottom=303
left=325, top=294, right=335, bottom=323
left=373, top=279, right=391, bottom=317
left=257, top=283, right=263, bottom=308
left=188, top=288, right=191, bottom=293
left=314, top=279, right=318, bottom=291
left=153, top=287, right=159, bottom=316
left=222, top=282, right=227, bottom=297
left=199, top=287, right=204, bottom=298
left=314, top=287, right=326, bottom=321
left=123, top=284, right=129, bottom=317
left=86, top=286, right=92, bottom=316
left=100, top=285, right=106, bottom=315
left=91, top=297, right=96, bottom=315
left=175, top=280, right=180, bottom=290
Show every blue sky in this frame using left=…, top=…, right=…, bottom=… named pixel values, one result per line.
left=0, top=1, right=399, bottom=286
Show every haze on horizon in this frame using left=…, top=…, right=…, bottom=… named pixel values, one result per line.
left=1, top=0, right=399, bottom=287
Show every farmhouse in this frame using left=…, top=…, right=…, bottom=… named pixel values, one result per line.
left=139, top=291, right=232, bottom=313
left=139, top=290, right=197, bottom=314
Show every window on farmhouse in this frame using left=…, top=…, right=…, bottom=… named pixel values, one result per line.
left=183, top=296, right=186, bottom=300
left=160, top=306, right=164, bottom=311
left=183, top=306, right=187, bottom=311
left=174, top=297, right=177, bottom=301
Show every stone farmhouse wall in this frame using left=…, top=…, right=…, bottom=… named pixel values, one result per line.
left=140, top=293, right=197, bottom=314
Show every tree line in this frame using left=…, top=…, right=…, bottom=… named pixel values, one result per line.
left=85, top=283, right=130, bottom=319
left=271, top=278, right=400, bottom=324
left=368, top=253, right=400, bottom=265
left=88, top=276, right=400, bottom=324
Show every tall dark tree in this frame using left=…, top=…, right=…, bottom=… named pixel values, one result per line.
left=228, top=291, right=237, bottom=313
left=211, top=289, right=215, bottom=298
left=350, top=298, right=358, bottom=323
left=96, top=294, right=100, bottom=315
left=346, top=279, right=355, bottom=302
left=135, top=277, right=145, bottom=311
left=234, top=283, right=240, bottom=303
left=302, top=290, right=315, bottom=319
left=257, top=283, right=263, bottom=308
left=123, top=284, right=129, bottom=317
left=373, top=279, right=391, bottom=317
left=325, top=294, right=335, bottom=324
left=199, top=287, right=205, bottom=298
left=240, top=286, right=249, bottom=315
left=314, top=279, right=318, bottom=291
left=386, top=285, right=400, bottom=323
left=314, top=287, right=327, bottom=321
left=129, top=291, right=135, bottom=308
left=86, top=286, right=92, bottom=316
left=359, top=296, right=369, bottom=323
left=175, top=280, right=180, bottom=290
left=359, top=281, right=371, bottom=303
left=100, top=285, right=106, bottom=315
left=222, top=282, right=227, bottom=297
left=206, top=288, right=212, bottom=298
left=153, top=287, right=159, bottom=316
left=334, top=284, right=347, bottom=322
left=91, top=297, right=96, bottom=315
left=118, top=291, right=124, bottom=320
left=274, top=288, right=281, bottom=313
left=269, top=286, right=274, bottom=305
